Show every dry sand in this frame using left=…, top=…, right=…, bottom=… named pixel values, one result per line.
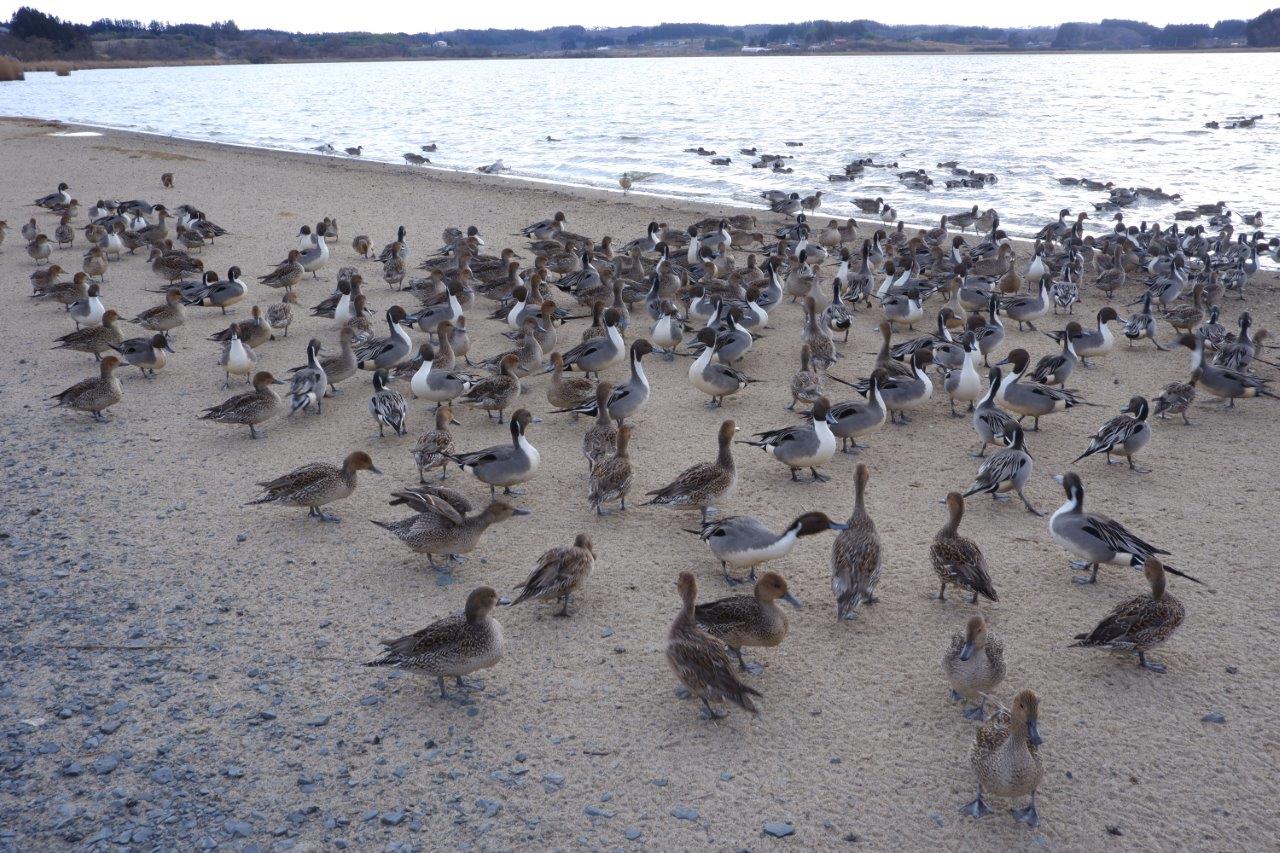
left=1, top=116, right=1277, bottom=849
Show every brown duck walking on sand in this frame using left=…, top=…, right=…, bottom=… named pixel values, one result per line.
left=366, top=586, right=504, bottom=700
left=588, top=424, right=633, bottom=516
left=1070, top=557, right=1185, bottom=673
left=830, top=463, right=882, bottom=620
left=961, top=689, right=1045, bottom=827
left=642, top=420, right=738, bottom=523
left=50, top=355, right=123, bottom=421
left=943, top=616, right=1005, bottom=720
left=249, top=451, right=380, bottom=522
left=666, top=572, right=761, bottom=720
left=412, top=405, right=457, bottom=482
left=694, top=571, right=802, bottom=673
left=930, top=492, right=998, bottom=603
left=371, top=491, right=528, bottom=568
left=511, top=533, right=595, bottom=616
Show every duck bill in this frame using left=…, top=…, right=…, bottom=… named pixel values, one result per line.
left=827, top=521, right=849, bottom=531
left=959, top=640, right=975, bottom=662
left=1026, top=718, right=1044, bottom=747
left=782, top=592, right=805, bottom=610
left=512, top=507, right=533, bottom=516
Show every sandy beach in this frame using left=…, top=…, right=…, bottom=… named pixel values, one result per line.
left=1, top=116, right=1277, bottom=849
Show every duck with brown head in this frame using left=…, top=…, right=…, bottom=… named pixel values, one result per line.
left=962, top=689, right=1044, bottom=827
left=249, top=451, right=380, bottom=522
left=666, top=572, right=762, bottom=720
left=1070, top=558, right=1187, bottom=673
left=642, top=420, right=738, bottom=523
left=930, top=493, right=998, bottom=604
left=694, top=571, right=802, bottom=673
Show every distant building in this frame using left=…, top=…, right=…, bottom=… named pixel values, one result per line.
left=432, top=40, right=448, bottom=48
left=740, top=46, right=770, bottom=53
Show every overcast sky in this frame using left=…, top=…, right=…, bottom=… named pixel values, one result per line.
left=4, top=1, right=1270, bottom=33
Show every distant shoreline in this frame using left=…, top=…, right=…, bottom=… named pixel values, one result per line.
left=13, top=44, right=1279, bottom=73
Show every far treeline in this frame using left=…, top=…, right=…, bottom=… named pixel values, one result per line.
left=2, top=6, right=1280, bottom=64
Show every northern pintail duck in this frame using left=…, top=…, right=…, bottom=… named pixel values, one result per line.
left=29, top=265, right=70, bottom=302
left=109, top=332, right=173, bottom=378
left=53, top=309, right=122, bottom=360
left=830, top=463, right=882, bottom=619
left=931, top=493, right=998, bottom=603
left=943, top=334, right=983, bottom=417
left=297, top=225, right=330, bottom=279
left=589, top=424, right=633, bottom=515
left=963, top=424, right=1040, bottom=515
left=569, top=339, right=653, bottom=426
left=35, top=182, right=71, bottom=210
left=369, top=370, right=408, bottom=437
left=739, top=397, right=838, bottom=482
left=409, top=342, right=474, bottom=406
left=217, top=324, right=257, bottom=388
left=688, top=328, right=755, bottom=407
left=450, top=409, right=541, bottom=498
left=694, top=572, right=802, bottom=672
left=512, top=534, right=595, bottom=616
left=200, top=371, right=284, bottom=438
left=546, top=351, right=597, bottom=414
left=559, top=308, right=624, bottom=377
left=355, top=306, right=412, bottom=370
left=1074, top=396, right=1152, bottom=473
left=691, top=512, right=846, bottom=586
left=459, top=353, right=520, bottom=422
left=413, top=405, right=458, bottom=482
left=961, top=689, right=1044, bottom=828
left=259, top=250, right=304, bottom=293
left=366, top=586, right=504, bottom=699
left=1048, top=472, right=1200, bottom=585
left=1122, top=292, right=1165, bottom=350
left=827, top=370, right=888, bottom=453
left=1071, top=558, right=1187, bottom=673
left=581, top=382, right=618, bottom=468
left=1045, top=307, right=1118, bottom=367
left=877, top=349, right=934, bottom=424
left=788, top=344, right=825, bottom=411
left=27, top=233, right=52, bottom=265
left=643, top=420, right=737, bottom=522
left=1000, top=276, right=1050, bottom=331
left=81, top=246, right=107, bottom=282
left=130, top=288, right=186, bottom=332
left=51, top=355, right=123, bottom=421
left=211, top=305, right=271, bottom=349
left=266, top=291, right=298, bottom=338
left=68, top=282, right=105, bottom=329
left=1177, top=333, right=1277, bottom=407
left=667, top=572, right=761, bottom=720
left=521, top=211, right=567, bottom=241
left=319, top=326, right=357, bottom=393
left=249, top=451, right=380, bottom=522
left=971, top=367, right=1019, bottom=457
left=374, top=491, right=527, bottom=567
left=1152, top=375, right=1197, bottom=425
left=1027, top=325, right=1078, bottom=387
left=148, top=246, right=202, bottom=283
left=994, top=349, right=1087, bottom=430
left=944, top=616, right=1005, bottom=720
left=288, top=339, right=328, bottom=415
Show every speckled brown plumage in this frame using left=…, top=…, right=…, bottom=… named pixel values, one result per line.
left=666, top=572, right=761, bottom=719
left=931, top=492, right=998, bottom=603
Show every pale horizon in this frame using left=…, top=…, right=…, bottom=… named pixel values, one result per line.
left=2, top=1, right=1272, bottom=35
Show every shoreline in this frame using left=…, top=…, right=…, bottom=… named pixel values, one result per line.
left=1, top=116, right=1276, bottom=848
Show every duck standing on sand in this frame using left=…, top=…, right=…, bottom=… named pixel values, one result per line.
left=831, top=463, right=882, bottom=620
left=372, top=491, right=528, bottom=568
left=931, top=493, right=998, bottom=604
left=694, top=572, right=802, bottom=673
left=691, top=512, right=847, bottom=587
left=369, top=370, right=408, bottom=437
left=1070, top=557, right=1186, bottom=673
left=413, top=405, right=457, bottom=482
left=588, top=424, right=633, bottom=516
left=961, top=689, right=1045, bottom=828
left=1074, top=395, right=1152, bottom=473
left=944, top=616, right=1005, bottom=720
left=643, top=420, right=738, bottom=523
left=200, top=371, right=284, bottom=438
left=738, top=397, right=838, bottom=482
left=366, top=586, right=504, bottom=700
left=962, top=424, right=1041, bottom=515
left=50, top=355, right=123, bottom=421
left=512, top=534, right=595, bottom=616
left=449, top=409, right=541, bottom=498
left=666, top=572, right=761, bottom=720
left=248, top=451, right=380, bottom=522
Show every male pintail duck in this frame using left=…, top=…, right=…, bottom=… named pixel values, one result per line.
left=691, top=512, right=846, bottom=586
left=961, top=689, right=1044, bottom=827
left=643, top=420, right=738, bottom=522
left=35, top=182, right=72, bottom=209
left=413, top=405, right=458, bottom=482
left=1000, top=277, right=1050, bottom=331
left=738, top=397, right=838, bottom=482
left=189, top=267, right=249, bottom=314
left=994, top=349, right=1088, bottom=430
left=830, top=463, right=882, bottom=619
left=963, top=424, right=1041, bottom=515
left=559, top=308, right=624, bottom=377
left=589, top=424, right=633, bottom=516
left=68, top=282, right=105, bottom=330
left=1045, top=307, right=1118, bottom=366
left=694, top=572, right=802, bottom=673
left=459, top=353, right=520, bottom=422
left=369, top=370, right=408, bottom=437
left=512, top=534, right=595, bottom=616
left=408, top=342, right=472, bottom=406
left=971, top=367, right=1018, bottom=457
left=943, top=334, right=983, bottom=416
left=51, top=355, right=123, bottom=421
left=355, top=306, right=412, bottom=371
left=1074, top=396, right=1152, bottom=473
left=218, top=324, right=257, bottom=388
left=131, top=288, right=186, bottom=332
left=688, top=328, right=757, bottom=407
left=109, top=332, right=173, bottom=378
left=1027, top=324, right=1078, bottom=388
left=373, top=492, right=528, bottom=567
left=667, top=572, right=761, bottom=720
left=53, top=310, right=122, bottom=361
left=931, top=493, right=998, bottom=603
left=581, top=382, right=618, bottom=469
left=449, top=409, right=541, bottom=498
left=877, top=349, right=934, bottom=425
left=1177, top=333, right=1278, bottom=408
left=249, top=451, right=380, bottom=522
left=944, top=616, right=1005, bottom=720
left=1070, top=558, right=1186, bottom=673
left=1049, top=473, right=1203, bottom=586
left=1123, top=291, right=1166, bottom=350
left=827, top=370, right=888, bottom=453
left=287, top=339, right=326, bottom=416
left=366, top=586, right=504, bottom=699
left=200, top=371, right=284, bottom=438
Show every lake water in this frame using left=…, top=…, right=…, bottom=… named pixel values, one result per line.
left=2, top=54, right=1277, bottom=236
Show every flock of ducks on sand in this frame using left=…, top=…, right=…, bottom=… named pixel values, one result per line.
left=16, top=171, right=1275, bottom=830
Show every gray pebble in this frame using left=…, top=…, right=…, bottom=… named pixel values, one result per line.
left=763, top=821, right=794, bottom=838
left=671, top=806, right=698, bottom=821
left=1202, top=712, right=1226, bottom=724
